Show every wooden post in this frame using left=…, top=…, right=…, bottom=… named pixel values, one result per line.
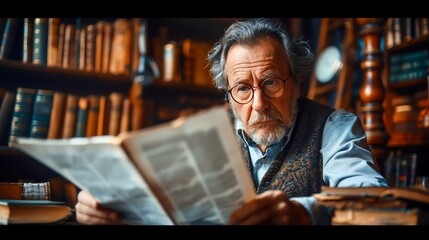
left=356, top=18, right=389, bottom=168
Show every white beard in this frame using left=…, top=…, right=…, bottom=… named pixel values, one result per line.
left=230, top=97, right=297, bottom=147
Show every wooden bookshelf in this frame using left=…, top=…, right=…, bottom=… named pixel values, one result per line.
left=0, top=60, right=131, bottom=96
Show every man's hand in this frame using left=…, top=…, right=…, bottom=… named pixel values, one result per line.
left=75, top=191, right=122, bottom=225
left=229, top=190, right=312, bottom=225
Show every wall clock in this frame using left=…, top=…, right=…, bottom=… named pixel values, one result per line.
left=314, top=46, right=343, bottom=83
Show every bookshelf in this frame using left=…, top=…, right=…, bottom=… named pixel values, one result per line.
left=383, top=32, right=429, bottom=147
left=0, top=18, right=227, bottom=203
left=381, top=18, right=429, bottom=182
left=0, top=60, right=131, bottom=96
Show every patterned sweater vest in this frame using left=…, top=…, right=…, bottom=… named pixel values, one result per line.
left=238, top=98, right=335, bottom=197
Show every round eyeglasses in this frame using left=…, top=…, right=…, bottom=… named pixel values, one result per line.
left=227, top=75, right=290, bottom=104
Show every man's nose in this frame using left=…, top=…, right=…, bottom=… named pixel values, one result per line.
left=252, top=88, right=269, bottom=111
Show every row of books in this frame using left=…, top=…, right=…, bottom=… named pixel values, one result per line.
left=389, top=49, right=429, bottom=84
left=385, top=18, right=429, bottom=49
left=0, top=86, right=141, bottom=146
left=0, top=18, right=145, bottom=74
left=0, top=181, right=74, bottom=225
left=384, top=151, right=419, bottom=188
left=161, top=38, right=213, bottom=86
left=1, top=18, right=215, bottom=85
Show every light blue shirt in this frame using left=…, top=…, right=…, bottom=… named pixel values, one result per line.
left=236, top=108, right=388, bottom=224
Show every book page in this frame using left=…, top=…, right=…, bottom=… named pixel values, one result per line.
left=13, top=136, right=173, bottom=225
left=121, top=105, right=256, bottom=225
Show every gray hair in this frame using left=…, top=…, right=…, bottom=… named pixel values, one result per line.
left=207, top=18, right=314, bottom=97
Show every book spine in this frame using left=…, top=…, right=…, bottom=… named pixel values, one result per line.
left=29, top=89, right=54, bottom=139
left=47, top=18, right=60, bottom=67
left=74, top=96, right=88, bottom=137
left=22, top=18, right=34, bottom=63
left=8, top=88, right=36, bottom=146
left=0, top=91, right=16, bottom=145
left=109, top=18, right=131, bottom=75
left=61, top=24, right=75, bottom=69
left=108, top=92, right=123, bottom=136
left=95, top=21, right=105, bottom=73
left=0, top=18, right=19, bottom=60
left=47, top=92, right=66, bottom=139
left=85, top=95, right=100, bottom=137
left=119, top=97, right=130, bottom=133
left=85, top=24, right=95, bottom=72
left=62, top=94, right=78, bottom=138
left=32, top=18, right=49, bottom=65
left=56, top=23, right=65, bottom=67
left=408, top=153, right=418, bottom=186
left=101, top=22, right=112, bottom=73
left=97, top=96, right=108, bottom=136
left=77, top=26, right=86, bottom=70
left=130, top=81, right=144, bottom=130
left=0, top=18, right=6, bottom=45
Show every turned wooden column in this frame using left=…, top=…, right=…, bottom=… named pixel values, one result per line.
left=356, top=18, right=389, bottom=168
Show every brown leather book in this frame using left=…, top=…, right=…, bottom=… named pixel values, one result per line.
left=47, top=18, right=60, bottom=67
left=85, top=24, right=95, bottom=72
left=101, top=22, right=112, bottom=73
left=61, top=94, right=78, bottom=138
left=119, top=97, right=130, bottom=133
left=61, top=24, right=75, bottom=69
left=130, top=81, right=144, bottom=130
left=109, top=18, right=131, bottom=75
left=47, top=92, right=66, bottom=139
left=85, top=95, right=100, bottom=137
left=130, top=18, right=142, bottom=74
left=78, top=27, right=86, bottom=70
left=95, top=21, right=106, bottom=72
left=108, top=92, right=123, bottom=136
left=56, top=23, right=65, bottom=67
left=96, top=95, right=109, bottom=136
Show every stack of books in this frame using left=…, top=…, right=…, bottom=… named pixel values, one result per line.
left=314, top=186, right=429, bottom=225
left=0, top=181, right=73, bottom=225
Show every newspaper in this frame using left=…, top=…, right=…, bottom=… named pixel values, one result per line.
left=13, top=105, right=256, bottom=225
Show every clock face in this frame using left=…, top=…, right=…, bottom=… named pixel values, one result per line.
left=315, top=46, right=343, bottom=83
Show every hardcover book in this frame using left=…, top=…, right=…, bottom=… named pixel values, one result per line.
left=0, top=199, right=72, bottom=225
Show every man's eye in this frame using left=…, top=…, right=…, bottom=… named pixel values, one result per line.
left=263, top=79, right=277, bottom=86
left=237, top=85, right=251, bottom=92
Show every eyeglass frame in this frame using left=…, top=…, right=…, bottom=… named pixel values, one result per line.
left=226, top=74, right=290, bottom=104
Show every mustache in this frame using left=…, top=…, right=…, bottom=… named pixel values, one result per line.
left=249, top=110, right=282, bottom=126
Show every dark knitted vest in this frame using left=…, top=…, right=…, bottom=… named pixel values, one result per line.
left=238, top=98, right=335, bottom=198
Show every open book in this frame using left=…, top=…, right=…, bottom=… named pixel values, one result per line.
left=12, top=106, right=256, bottom=225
